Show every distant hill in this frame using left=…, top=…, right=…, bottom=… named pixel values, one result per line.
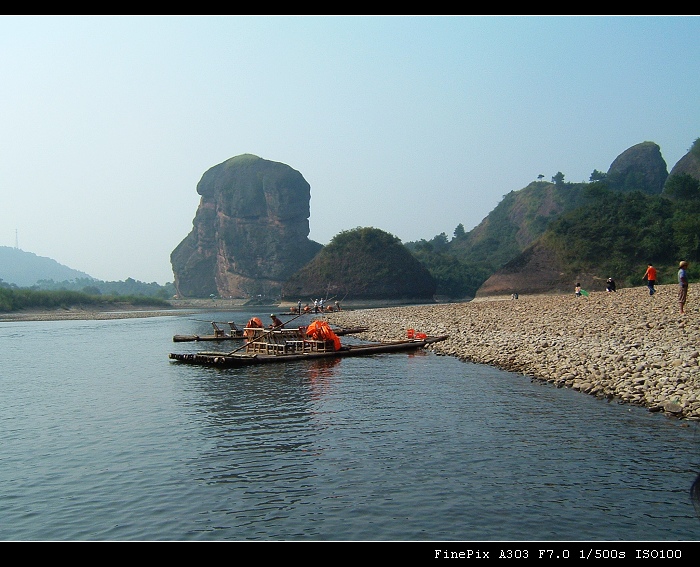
left=0, top=246, right=93, bottom=287
left=475, top=139, right=700, bottom=297
left=282, top=227, right=436, bottom=301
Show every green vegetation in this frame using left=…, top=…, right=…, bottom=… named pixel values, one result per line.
left=0, top=285, right=170, bottom=313
left=691, top=137, right=700, bottom=159
left=407, top=167, right=700, bottom=297
left=544, top=178, right=700, bottom=286
left=31, top=277, right=175, bottom=299
left=404, top=234, right=490, bottom=299
left=0, top=276, right=173, bottom=313
left=665, top=173, right=700, bottom=201
left=283, top=227, right=436, bottom=300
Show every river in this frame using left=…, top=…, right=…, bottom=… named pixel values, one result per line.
left=1, top=309, right=699, bottom=541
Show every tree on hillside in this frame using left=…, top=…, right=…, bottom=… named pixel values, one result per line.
left=431, top=232, right=449, bottom=252
left=453, top=223, right=466, bottom=239
left=407, top=243, right=489, bottom=298
left=552, top=172, right=566, bottom=185
left=690, top=137, right=700, bottom=158
left=590, top=169, right=606, bottom=182
left=664, top=173, right=700, bottom=201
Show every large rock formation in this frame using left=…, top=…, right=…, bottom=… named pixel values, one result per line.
left=605, top=141, right=668, bottom=194
left=171, top=154, right=322, bottom=298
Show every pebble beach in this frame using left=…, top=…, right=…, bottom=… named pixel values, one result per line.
left=325, top=284, right=700, bottom=421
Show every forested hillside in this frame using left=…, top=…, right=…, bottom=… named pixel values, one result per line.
left=405, top=179, right=593, bottom=298
left=407, top=138, right=700, bottom=298
left=543, top=173, right=700, bottom=288
left=283, top=227, right=436, bottom=300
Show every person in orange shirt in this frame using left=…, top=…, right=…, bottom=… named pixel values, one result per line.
left=643, top=263, right=657, bottom=296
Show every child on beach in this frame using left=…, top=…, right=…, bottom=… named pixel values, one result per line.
left=575, top=283, right=582, bottom=297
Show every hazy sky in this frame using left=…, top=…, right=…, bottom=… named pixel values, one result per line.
left=1, top=16, right=699, bottom=284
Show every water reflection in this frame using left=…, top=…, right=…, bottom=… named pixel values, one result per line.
left=186, top=356, right=352, bottom=493
left=306, top=358, right=341, bottom=401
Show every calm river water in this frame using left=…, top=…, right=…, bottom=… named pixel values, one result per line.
left=1, top=308, right=699, bottom=541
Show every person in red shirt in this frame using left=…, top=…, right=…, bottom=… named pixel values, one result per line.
left=643, top=263, right=657, bottom=296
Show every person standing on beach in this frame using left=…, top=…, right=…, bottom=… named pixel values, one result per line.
left=678, top=261, right=689, bottom=314
left=643, top=263, right=657, bottom=295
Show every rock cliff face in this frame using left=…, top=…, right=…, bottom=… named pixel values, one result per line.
left=171, top=154, right=322, bottom=298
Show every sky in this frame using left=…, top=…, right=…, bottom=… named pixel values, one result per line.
left=1, top=16, right=699, bottom=285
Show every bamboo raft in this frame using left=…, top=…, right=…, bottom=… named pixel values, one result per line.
left=173, top=322, right=369, bottom=342
left=169, top=334, right=448, bottom=368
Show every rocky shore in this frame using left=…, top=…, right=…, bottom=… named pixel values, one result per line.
left=324, top=284, right=700, bottom=421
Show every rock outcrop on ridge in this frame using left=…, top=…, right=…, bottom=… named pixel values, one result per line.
left=667, top=138, right=700, bottom=182
left=605, top=141, right=668, bottom=194
left=171, top=154, right=322, bottom=298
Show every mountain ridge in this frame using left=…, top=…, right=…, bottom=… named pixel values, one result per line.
left=5, top=137, right=699, bottom=300
left=0, top=246, right=93, bottom=287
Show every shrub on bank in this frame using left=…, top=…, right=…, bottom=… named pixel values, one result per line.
left=0, top=287, right=169, bottom=313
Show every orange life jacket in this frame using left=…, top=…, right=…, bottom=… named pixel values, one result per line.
left=246, top=317, right=263, bottom=328
left=245, top=317, right=265, bottom=341
left=305, top=320, right=341, bottom=351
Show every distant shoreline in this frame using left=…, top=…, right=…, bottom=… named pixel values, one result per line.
left=0, top=306, right=191, bottom=322
left=0, top=297, right=439, bottom=322
left=0, top=292, right=558, bottom=324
